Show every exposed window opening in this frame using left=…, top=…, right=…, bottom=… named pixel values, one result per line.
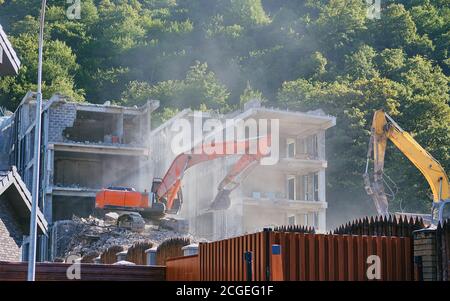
left=298, top=134, right=319, bottom=159
left=303, top=213, right=309, bottom=226
left=62, top=111, right=141, bottom=145
left=302, top=172, right=319, bottom=201
left=314, top=212, right=319, bottom=229
left=314, top=172, right=319, bottom=201
left=288, top=215, right=296, bottom=225
left=286, top=138, right=295, bottom=158
left=63, top=111, right=115, bottom=143
left=287, top=175, right=296, bottom=200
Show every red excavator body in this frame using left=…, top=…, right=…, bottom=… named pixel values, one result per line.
left=95, top=135, right=271, bottom=219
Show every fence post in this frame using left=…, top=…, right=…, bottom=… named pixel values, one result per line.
left=145, top=247, right=157, bottom=266
left=264, top=228, right=272, bottom=281
left=271, top=244, right=283, bottom=281
left=93, top=256, right=101, bottom=264
left=116, top=250, right=127, bottom=262
left=414, top=256, right=423, bottom=281
left=244, top=251, right=253, bottom=281
left=413, top=229, right=438, bottom=281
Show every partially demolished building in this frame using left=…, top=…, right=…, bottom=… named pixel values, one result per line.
left=1, top=91, right=335, bottom=259
left=150, top=101, right=336, bottom=240
left=2, top=92, right=159, bottom=224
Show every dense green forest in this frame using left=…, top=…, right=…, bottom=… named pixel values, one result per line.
left=0, top=0, right=448, bottom=227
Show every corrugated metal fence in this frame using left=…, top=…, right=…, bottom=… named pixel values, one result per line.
left=199, top=232, right=267, bottom=281
left=437, top=221, right=450, bottom=280
left=270, top=232, right=412, bottom=281
left=166, top=255, right=200, bottom=281
left=187, top=230, right=412, bottom=281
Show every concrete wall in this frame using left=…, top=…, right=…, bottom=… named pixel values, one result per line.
left=149, top=108, right=333, bottom=240
left=41, top=100, right=153, bottom=223
left=53, top=153, right=147, bottom=190
left=47, top=102, right=77, bottom=143
left=0, top=196, right=23, bottom=262
left=0, top=116, right=12, bottom=170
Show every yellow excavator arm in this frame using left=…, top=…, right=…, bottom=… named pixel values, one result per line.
left=364, top=109, right=450, bottom=221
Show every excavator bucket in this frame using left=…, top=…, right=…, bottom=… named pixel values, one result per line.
left=209, top=189, right=232, bottom=210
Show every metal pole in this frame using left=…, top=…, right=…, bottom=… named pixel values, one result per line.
left=27, top=0, right=46, bottom=281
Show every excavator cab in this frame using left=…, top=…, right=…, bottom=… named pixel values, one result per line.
left=151, top=178, right=183, bottom=215
left=432, top=200, right=450, bottom=225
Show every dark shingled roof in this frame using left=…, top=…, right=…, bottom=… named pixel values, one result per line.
left=0, top=167, right=48, bottom=234
left=0, top=24, right=21, bottom=76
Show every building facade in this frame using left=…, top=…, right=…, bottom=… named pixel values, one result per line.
left=4, top=92, right=159, bottom=224
left=150, top=101, right=336, bottom=240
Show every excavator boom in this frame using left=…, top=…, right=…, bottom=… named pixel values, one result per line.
left=364, top=109, right=450, bottom=223
left=156, top=136, right=271, bottom=211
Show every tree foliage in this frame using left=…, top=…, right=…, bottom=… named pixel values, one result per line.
left=0, top=0, right=448, bottom=227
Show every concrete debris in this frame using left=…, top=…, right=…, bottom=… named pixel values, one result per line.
left=160, top=216, right=189, bottom=233
left=104, top=212, right=119, bottom=225
left=55, top=215, right=194, bottom=260
left=61, top=137, right=143, bottom=148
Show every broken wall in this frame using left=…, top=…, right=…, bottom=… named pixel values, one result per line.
left=47, top=101, right=147, bottom=146
left=48, top=102, right=77, bottom=143
left=52, top=196, right=94, bottom=221
left=53, top=152, right=147, bottom=190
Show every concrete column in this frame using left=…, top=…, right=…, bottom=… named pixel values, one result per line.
left=318, top=209, right=326, bottom=233
left=21, top=103, right=29, bottom=134
left=44, top=195, right=52, bottom=224
left=39, top=235, right=48, bottom=262
left=146, top=101, right=152, bottom=148
left=318, top=169, right=326, bottom=203
left=317, top=130, right=326, bottom=160
left=115, top=112, right=124, bottom=143
left=44, top=148, right=54, bottom=223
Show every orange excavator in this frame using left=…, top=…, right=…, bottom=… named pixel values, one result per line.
left=95, top=136, right=271, bottom=230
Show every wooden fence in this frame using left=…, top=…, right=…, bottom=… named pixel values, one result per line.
left=126, top=241, right=153, bottom=265
left=0, top=261, right=165, bottom=281
left=100, top=245, right=124, bottom=264
left=156, top=237, right=191, bottom=265
left=167, top=230, right=413, bottom=281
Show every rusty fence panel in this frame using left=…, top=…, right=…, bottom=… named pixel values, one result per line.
left=166, top=255, right=200, bottom=281
left=197, top=230, right=413, bottom=281
left=269, top=232, right=412, bottom=281
left=200, top=232, right=267, bottom=281
left=0, top=261, right=165, bottom=281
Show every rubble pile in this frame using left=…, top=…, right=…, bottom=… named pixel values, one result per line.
left=56, top=215, right=193, bottom=260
